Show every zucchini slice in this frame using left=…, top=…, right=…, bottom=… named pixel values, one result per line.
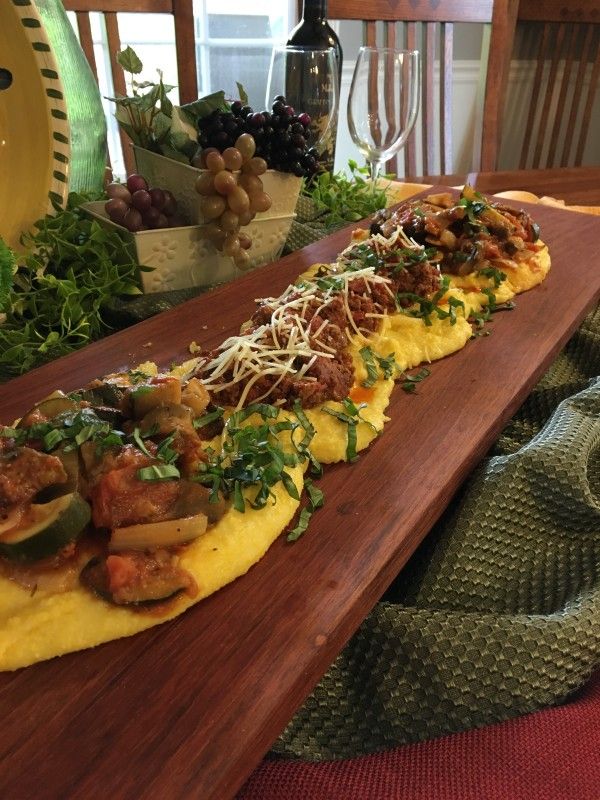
left=0, top=493, right=91, bottom=562
left=17, top=392, right=79, bottom=429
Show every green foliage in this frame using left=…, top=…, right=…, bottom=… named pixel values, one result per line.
left=0, top=238, right=16, bottom=311
left=117, top=46, right=143, bottom=75
left=303, top=160, right=393, bottom=228
left=108, top=47, right=177, bottom=156
left=236, top=81, right=249, bottom=105
left=109, top=46, right=247, bottom=162
left=0, top=195, right=141, bottom=380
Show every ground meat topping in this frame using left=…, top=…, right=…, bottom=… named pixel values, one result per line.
left=195, top=266, right=398, bottom=410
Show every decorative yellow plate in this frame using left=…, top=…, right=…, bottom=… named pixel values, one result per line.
left=0, top=0, right=70, bottom=250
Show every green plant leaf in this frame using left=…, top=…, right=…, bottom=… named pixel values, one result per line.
left=236, top=81, right=249, bottom=105
left=152, top=110, right=173, bottom=141
left=117, top=46, right=143, bottom=75
left=0, top=195, right=141, bottom=380
left=0, top=238, right=15, bottom=311
left=180, top=90, right=228, bottom=123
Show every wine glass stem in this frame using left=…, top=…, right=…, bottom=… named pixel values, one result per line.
left=369, top=158, right=384, bottom=183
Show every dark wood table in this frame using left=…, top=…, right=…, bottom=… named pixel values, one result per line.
left=421, top=166, right=600, bottom=206
left=1, top=172, right=600, bottom=800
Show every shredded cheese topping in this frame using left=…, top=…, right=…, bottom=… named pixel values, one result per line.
left=195, top=266, right=394, bottom=408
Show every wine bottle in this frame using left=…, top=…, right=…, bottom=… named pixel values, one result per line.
left=287, top=0, right=343, bottom=172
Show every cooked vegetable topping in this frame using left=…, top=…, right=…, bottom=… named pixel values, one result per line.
left=0, top=186, right=544, bottom=612
left=0, top=493, right=91, bottom=562
left=370, top=186, right=542, bottom=276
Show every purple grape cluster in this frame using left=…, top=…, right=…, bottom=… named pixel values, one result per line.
left=104, top=174, right=181, bottom=233
left=195, top=96, right=319, bottom=178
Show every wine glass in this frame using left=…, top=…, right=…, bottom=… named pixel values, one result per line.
left=348, top=47, right=420, bottom=182
left=266, top=46, right=339, bottom=170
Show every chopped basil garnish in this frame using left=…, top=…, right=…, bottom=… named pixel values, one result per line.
left=292, top=400, right=322, bottom=477
left=377, top=352, right=399, bottom=380
left=194, top=402, right=304, bottom=513
left=359, top=347, right=401, bottom=387
left=287, top=478, right=325, bottom=542
left=137, top=464, right=180, bottom=481
left=322, top=398, right=377, bottom=462
left=155, top=431, right=178, bottom=465
left=132, top=427, right=152, bottom=457
left=397, top=275, right=466, bottom=327
left=193, top=406, right=224, bottom=429
left=359, top=346, right=379, bottom=387
left=477, top=267, right=507, bottom=289
left=401, top=367, right=430, bottom=393
left=42, top=428, right=64, bottom=450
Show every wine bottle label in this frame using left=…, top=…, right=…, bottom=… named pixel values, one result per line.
left=285, top=63, right=338, bottom=173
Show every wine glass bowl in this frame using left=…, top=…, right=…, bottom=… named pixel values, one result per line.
left=266, top=46, right=339, bottom=170
left=348, top=47, right=420, bottom=181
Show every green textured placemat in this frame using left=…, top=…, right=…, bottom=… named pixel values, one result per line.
left=273, top=306, right=600, bottom=759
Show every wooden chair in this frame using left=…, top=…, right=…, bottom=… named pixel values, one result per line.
left=328, top=0, right=519, bottom=177
left=512, top=0, right=600, bottom=169
left=63, top=0, right=197, bottom=175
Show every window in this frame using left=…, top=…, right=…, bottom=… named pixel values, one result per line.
left=69, top=1, right=295, bottom=177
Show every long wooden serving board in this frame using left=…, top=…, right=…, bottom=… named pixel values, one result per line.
left=1, top=194, right=600, bottom=799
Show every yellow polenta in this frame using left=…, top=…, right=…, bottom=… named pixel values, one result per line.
left=0, top=242, right=550, bottom=670
left=0, top=463, right=304, bottom=671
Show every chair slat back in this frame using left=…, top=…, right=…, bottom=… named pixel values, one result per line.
left=515, top=1, right=600, bottom=168
left=63, top=0, right=197, bottom=176
left=329, top=0, right=518, bottom=177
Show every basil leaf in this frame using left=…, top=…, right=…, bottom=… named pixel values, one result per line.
left=117, top=46, right=143, bottom=75
left=287, top=479, right=325, bottom=542
left=193, top=407, right=224, bottom=429
left=137, top=464, right=180, bottom=481
left=359, top=346, right=379, bottom=388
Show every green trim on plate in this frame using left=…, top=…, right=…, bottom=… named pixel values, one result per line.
left=7, top=0, right=71, bottom=243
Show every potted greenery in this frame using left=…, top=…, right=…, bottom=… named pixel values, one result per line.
left=110, top=48, right=304, bottom=225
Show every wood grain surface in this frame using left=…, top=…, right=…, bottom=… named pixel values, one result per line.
left=421, top=167, right=600, bottom=206
left=1, top=193, right=600, bottom=800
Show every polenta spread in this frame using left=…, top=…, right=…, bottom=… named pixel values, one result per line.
left=0, top=189, right=551, bottom=670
